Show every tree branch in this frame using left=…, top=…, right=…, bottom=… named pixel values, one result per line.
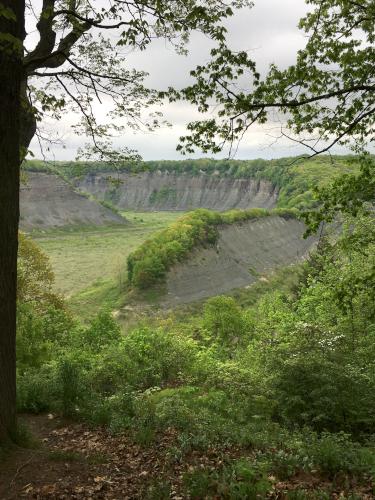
left=214, top=81, right=374, bottom=111
left=52, top=9, right=132, bottom=29
left=24, top=0, right=56, bottom=67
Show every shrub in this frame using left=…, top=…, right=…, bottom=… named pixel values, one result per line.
left=57, top=358, right=84, bottom=417
left=17, top=367, right=55, bottom=413
left=18, top=232, right=64, bottom=310
left=17, top=303, right=51, bottom=372
left=203, top=296, right=245, bottom=344
left=80, top=310, right=121, bottom=351
left=90, top=327, right=197, bottom=393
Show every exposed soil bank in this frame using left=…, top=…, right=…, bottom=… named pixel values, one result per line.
left=20, top=172, right=125, bottom=229
left=75, top=171, right=278, bottom=211
left=165, top=216, right=317, bottom=305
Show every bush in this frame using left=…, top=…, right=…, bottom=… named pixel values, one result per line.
left=203, top=296, right=245, bottom=345
left=89, top=327, right=197, bottom=395
left=80, top=310, right=121, bottom=351
left=17, top=303, right=74, bottom=372
left=17, top=367, right=55, bottom=413
left=18, top=232, right=64, bottom=310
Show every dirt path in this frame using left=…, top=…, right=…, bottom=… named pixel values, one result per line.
left=1, top=415, right=240, bottom=499
left=0, top=414, right=182, bottom=499
left=1, top=415, right=373, bottom=499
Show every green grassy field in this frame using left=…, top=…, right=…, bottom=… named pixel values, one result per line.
left=33, top=211, right=184, bottom=319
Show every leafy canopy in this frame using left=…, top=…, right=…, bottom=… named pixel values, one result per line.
left=22, top=0, right=252, bottom=160
left=172, top=0, right=374, bottom=156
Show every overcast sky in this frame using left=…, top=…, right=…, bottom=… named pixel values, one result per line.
left=28, top=0, right=351, bottom=162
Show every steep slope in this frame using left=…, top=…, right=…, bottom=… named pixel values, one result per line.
left=75, top=171, right=278, bottom=211
left=20, top=172, right=125, bottom=229
left=165, top=216, right=317, bottom=305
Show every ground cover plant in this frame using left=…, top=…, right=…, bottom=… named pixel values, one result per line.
left=11, top=211, right=375, bottom=497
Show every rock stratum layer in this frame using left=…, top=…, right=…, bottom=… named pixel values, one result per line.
left=165, top=216, right=316, bottom=305
left=20, top=172, right=125, bottom=229
left=75, top=171, right=278, bottom=211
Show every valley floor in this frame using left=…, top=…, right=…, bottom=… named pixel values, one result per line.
left=31, top=211, right=184, bottom=319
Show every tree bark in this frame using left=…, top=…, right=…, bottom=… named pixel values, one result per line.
left=0, top=0, right=25, bottom=443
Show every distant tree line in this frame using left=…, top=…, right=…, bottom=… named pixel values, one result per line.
left=24, top=155, right=362, bottom=212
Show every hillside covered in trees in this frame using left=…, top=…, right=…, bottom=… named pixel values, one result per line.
left=24, top=155, right=361, bottom=213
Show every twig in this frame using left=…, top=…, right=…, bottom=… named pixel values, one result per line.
left=10, top=456, right=33, bottom=487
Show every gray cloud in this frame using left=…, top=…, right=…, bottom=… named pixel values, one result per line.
left=30, top=1, right=351, bottom=161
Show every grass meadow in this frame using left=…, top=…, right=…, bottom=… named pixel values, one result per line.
left=32, top=211, right=184, bottom=320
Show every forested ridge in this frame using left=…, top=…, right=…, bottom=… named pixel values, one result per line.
left=25, top=155, right=361, bottom=211
left=127, top=208, right=299, bottom=289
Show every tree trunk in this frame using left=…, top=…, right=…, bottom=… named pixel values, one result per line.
left=0, top=0, right=25, bottom=443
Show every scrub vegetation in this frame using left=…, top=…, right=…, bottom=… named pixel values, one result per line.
left=13, top=212, right=375, bottom=497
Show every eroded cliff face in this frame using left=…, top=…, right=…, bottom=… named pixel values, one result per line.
left=75, top=171, right=278, bottom=211
left=20, top=172, right=125, bottom=229
left=165, top=216, right=317, bottom=305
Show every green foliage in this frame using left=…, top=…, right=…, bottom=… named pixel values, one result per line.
left=127, top=207, right=297, bottom=289
left=57, top=359, right=83, bottom=417
left=248, top=214, right=375, bottom=434
left=16, top=211, right=375, bottom=494
left=203, top=296, right=245, bottom=344
left=127, top=209, right=221, bottom=288
left=17, top=366, right=56, bottom=413
left=80, top=310, right=121, bottom=352
left=304, top=431, right=375, bottom=477
left=183, top=458, right=272, bottom=499
left=17, top=237, right=73, bottom=373
left=176, top=1, right=374, bottom=159
left=304, top=155, right=375, bottom=233
left=18, top=232, right=63, bottom=310
left=92, top=327, right=197, bottom=394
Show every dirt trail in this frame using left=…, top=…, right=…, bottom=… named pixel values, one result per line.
left=1, top=415, right=372, bottom=499
left=0, top=414, right=180, bottom=499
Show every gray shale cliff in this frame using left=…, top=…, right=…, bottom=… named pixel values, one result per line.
left=74, top=171, right=278, bottom=211
left=165, top=216, right=317, bottom=305
left=20, top=172, right=125, bottom=229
